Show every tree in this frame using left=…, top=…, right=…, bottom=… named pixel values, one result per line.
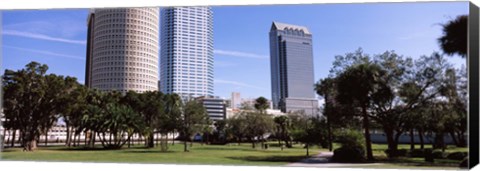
left=82, top=91, right=143, bottom=149
left=180, top=100, right=210, bottom=152
left=3, top=62, right=71, bottom=151
left=254, top=96, right=270, bottom=114
left=335, top=62, right=389, bottom=161
left=438, top=15, right=467, bottom=58
left=274, top=115, right=291, bottom=149
left=157, top=93, right=182, bottom=151
left=226, top=114, right=247, bottom=145
left=238, top=111, right=274, bottom=149
left=58, top=79, right=88, bottom=147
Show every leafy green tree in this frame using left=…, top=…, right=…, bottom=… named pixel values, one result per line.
left=438, top=15, right=467, bottom=58
left=82, top=91, right=143, bottom=149
left=180, top=100, right=210, bottom=152
left=3, top=62, right=72, bottom=151
left=274, top=115, right=291, bottom=149
left=161, top=93, right=182, bottom=148
left=335, top=62, right=389, bottom=161
left=254, top=96, right=270, bottom=114
left=226, top=114, right=247, bottom=144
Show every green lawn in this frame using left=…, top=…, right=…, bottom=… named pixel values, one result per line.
left=0, top=142, right=316, bottom=166
left=0, top=142, right=467, bottom=169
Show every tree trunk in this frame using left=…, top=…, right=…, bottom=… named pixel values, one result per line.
left=27, top=139, right=38, bottom=151
left=1, top=129, right=5, bottom=149
left=409, top=129, right=415, bottom=150
left=419, top=128, right=425, bottom=149
left=11, top=130, right=16, bottom=147
left=5, top=130, right=10, bottom=146
left=72, top=133, right=77, bottom=147
left=45, top=129, right=48, bottom=146
left=328, top=119, right=333, bottom=152
left=147, top=134, right=154, bottom=148
left=172, top=131, right=175, bottom=146
left=384, top=127, right=397, bottom=158
left=261, top=136, right=265, bottom=150
left=65, top=125, right=70, bottom=147
left=456, top=131, right=466, bottom=147
left=362, top=106, right=374, bottom=161
left=449, top=131, right=458, bottom=147
left=184, top=138, right=188, bottom=152
left=306, top=144, right=309, bottom=157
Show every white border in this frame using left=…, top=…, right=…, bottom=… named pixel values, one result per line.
left=0, top=0, right=470, bottom=10
left=0, top=0, right=478, bottom=171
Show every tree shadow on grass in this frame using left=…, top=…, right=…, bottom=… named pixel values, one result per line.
left=193, top=146, right=260, bottom=152
left=227, top=155, right=308, bottom=163
left=121, top=150, right=177, bottom=154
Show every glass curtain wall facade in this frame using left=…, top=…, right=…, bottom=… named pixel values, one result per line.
left=269, top=22, right=318, bottom=115
left=160, top=7, right=214, bottom=98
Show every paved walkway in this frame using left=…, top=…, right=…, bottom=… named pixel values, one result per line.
left=286, top=151, right=385, bottom=168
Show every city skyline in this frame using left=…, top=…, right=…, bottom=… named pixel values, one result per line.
left=1, top=2, right=468, bottom=100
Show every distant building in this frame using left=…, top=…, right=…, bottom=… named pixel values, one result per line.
left=269, top=21, right=318, bottom=115
left=224, top=99, right=232, bottom=109
left=85, top=8, right=159, bottom=92
left=160, top=7, right=214, bottom=98
left=231, top=92, right=241, bottom=109
left=196, top=96, right=226, bottom=122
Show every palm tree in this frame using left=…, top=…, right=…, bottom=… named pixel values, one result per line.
left=335, top=63, right=389, bottom=161
left=254, top=96, right=270, bottom=114
left=273, top=115, right=291, bottom=149
left=438, top=15, right=467, bottom=58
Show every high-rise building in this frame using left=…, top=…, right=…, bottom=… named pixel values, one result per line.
left=160, top=7, right=214, bottom=98
left=269, top=21, right=318, bottom=115
left=231, top=92, right=241, bottom=109
left=196, top=96, right=226, bottom=122
left=85, top=8, right=159, bottom=93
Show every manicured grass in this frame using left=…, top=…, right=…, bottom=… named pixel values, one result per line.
left=0, top=142, right=316, bottom=166
left=0, top=142, right=467, bottom=169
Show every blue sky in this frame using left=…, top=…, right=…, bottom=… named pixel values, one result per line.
left=2, top=2, right=468, bottom=100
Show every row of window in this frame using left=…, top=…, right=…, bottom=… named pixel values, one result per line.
left=92, top=67, right=157, bottom=75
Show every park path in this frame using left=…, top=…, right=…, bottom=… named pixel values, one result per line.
left=286, top=151, right=385, bottom=168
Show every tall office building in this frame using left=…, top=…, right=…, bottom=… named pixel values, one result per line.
left=269, top=22, right=318, bottom=115
left=231, top=92, right=241, bottom=109
left=160, top=7, right=214, bottom=98
left=85, top=8, right=159, bottom=92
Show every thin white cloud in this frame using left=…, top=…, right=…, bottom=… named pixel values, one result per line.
left=3, top=45, right=84, bottom=60
left=215, top=61, right=236, bottom=67
left=214, top=79, right=265, bottom=90
left=3, top=30, right=86, bottom=45
left=214, top=49, right=268, bottom=59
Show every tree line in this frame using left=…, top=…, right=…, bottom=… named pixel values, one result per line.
left=2, top=62, right=210, bottom=152
left=314, top=48, right=467, bottom=160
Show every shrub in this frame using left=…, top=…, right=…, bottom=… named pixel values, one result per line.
left=424, top=149, right=434, bottom=162
left=447, top=152, right=468, bottom=161
left=432, top=149, right=447, bottom=159
left=331, top=146, right=366, bottom=163
left=384, top=149, right=408, bottom=158
left=334, top=129, right=365, bottom=149
left=409, top=149, right=427, bottom=158
left=331, top=129, right=366, bottom=163
left=459, top=157, right=468, bottom=168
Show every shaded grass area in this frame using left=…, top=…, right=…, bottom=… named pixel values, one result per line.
left=0, top=143, right=314, bottom=166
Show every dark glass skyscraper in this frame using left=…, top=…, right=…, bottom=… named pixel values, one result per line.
left=269, top=21, right=318, bottom=115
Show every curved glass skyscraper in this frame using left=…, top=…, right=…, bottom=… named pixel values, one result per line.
left=160, top=7, right=214, bottom=98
